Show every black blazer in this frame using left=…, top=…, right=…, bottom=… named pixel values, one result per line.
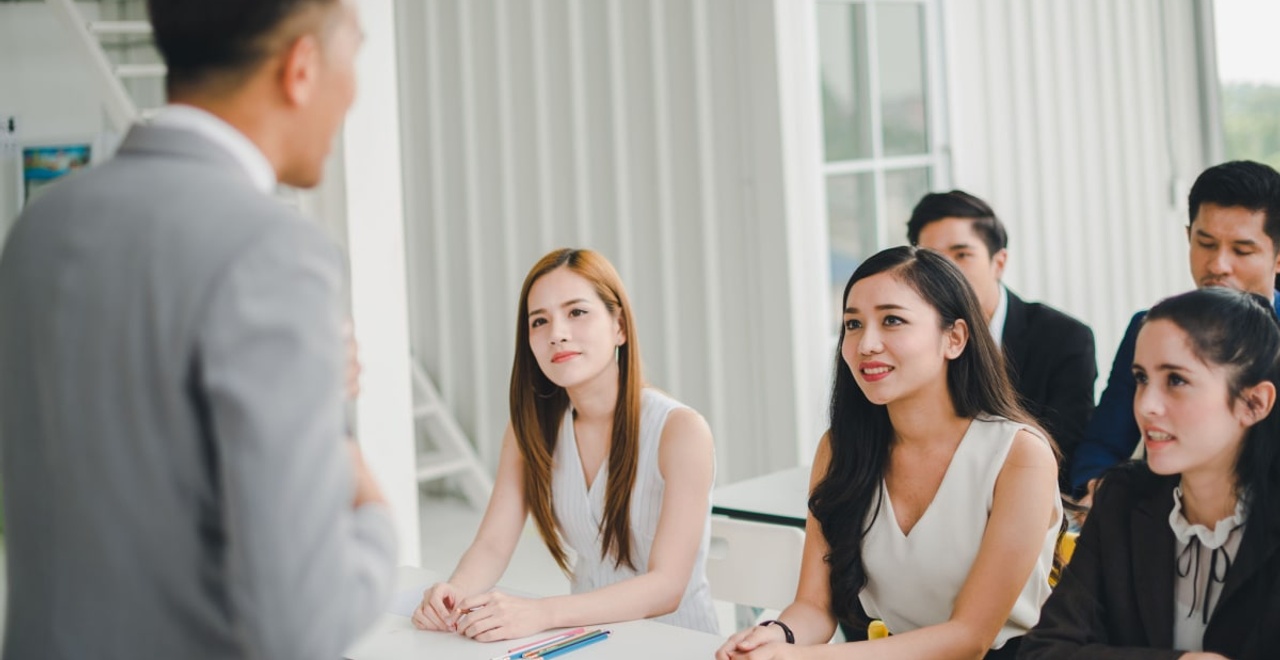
left=1019, top=466, right=1280, bottom=659
left=1001, top=290, right=1097, bottom=492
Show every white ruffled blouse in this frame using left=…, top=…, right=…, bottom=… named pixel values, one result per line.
left=1169, top=485, right=1246, bottom=651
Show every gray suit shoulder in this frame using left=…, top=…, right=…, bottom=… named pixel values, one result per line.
left=17, top=147, right=338, bottom=296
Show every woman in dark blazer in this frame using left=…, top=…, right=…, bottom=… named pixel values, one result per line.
left=1020, top=288, right=1280, bottom=660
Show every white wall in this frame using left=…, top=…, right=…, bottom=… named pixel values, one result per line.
left=339, top=0, right=420, bottom=564
left=395, top=0, right=830, bottom=484
left=397, top=0, right=1215, bottom=487
left=0, top=3, right=111, bottom=231
left=5, top=0, right=1214, bottom=489
left=943, top=0, right=1211, bottom=378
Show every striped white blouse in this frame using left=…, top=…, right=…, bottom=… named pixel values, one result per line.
left=550, top=388, right=718, bottom=633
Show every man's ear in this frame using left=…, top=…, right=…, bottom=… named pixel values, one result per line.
left=279, top=34, right=321, bottom=106
left=991, top=248, right=1008, bottom=281
left=944, top=318, right=969, bottom=360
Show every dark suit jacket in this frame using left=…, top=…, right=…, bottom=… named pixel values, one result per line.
left=1019, top=466, right=1280, bottom=659
left=1002, top=290, right=1097, bottom=492
left=1069, top=311, right=1146, bottom=494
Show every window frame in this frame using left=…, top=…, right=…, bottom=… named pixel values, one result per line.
left=816, top=0, right=951, bottom=276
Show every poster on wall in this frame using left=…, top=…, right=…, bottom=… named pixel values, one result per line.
left=22, top=144, right=91, bottom=206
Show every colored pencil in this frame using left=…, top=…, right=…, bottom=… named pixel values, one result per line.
left=491, top=628, right=597, bottom=660
left=524, top=629, right=609, bottom=659
left=533, top=631, right=610, bottom=659
left=507, top=628, right=586, bottom=654
left=490, top=627, right=586, bottom=660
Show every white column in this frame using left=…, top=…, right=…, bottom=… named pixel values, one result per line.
left=773, top=0, right=831, bottom=464
left=342, top=0, right=420, bottom=565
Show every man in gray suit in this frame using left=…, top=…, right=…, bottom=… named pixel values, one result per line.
left=0, top=0, right=397, bottom=658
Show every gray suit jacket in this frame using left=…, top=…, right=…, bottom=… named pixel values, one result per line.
left=0, top=124, right=397, bottom=659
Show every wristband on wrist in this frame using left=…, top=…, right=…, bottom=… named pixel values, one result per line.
left=759, top=619, right=795, bottom=644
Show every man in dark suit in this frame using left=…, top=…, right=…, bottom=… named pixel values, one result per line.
left=909, top=190, right=1097, bottom=493
left=1069, top=160, right=1280, bottom=502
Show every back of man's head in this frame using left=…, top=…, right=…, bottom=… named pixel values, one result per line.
left=147, top=0, right=338, bottom=98
left=1188, top=160, right=1280, bottom=246
left=907, top=190, right=1009, bottom=258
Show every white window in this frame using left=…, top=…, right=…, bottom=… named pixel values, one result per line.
left=816, top=0, right=948, bottom=311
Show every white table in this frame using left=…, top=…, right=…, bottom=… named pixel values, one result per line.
left=711, top=465, right=810, bottom=528
left=346, top=566, right=724, bottom=659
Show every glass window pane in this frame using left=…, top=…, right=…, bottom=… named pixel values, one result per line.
left=884, top=167, right=932, bottom=241
left=1214, top=1, right=1280, bottom=173
left=828, top=172, right=877, bottom=315
left=877, top=4, right=928, bottom=156
left=818, top=4, right=873, bottom=162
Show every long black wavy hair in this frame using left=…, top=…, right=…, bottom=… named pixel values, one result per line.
left=1138, top=288, right=1280, bottom=537
left=809, top=246, right=1045, bottom=627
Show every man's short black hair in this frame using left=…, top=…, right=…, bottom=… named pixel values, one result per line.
left=906, top=189, right=1009, bottom=258
left=147, top=0, right=337, bottom=95
left=1188, top=160, right=1280, bottom=250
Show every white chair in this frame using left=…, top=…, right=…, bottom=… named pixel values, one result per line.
left=707, top=516, right=806, bottom=629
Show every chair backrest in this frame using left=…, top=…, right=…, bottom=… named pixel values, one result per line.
left=1059, top=530, right=1079, bottom=565
left=1048, top=531, right=1080, bottom=587
left=706, top=516, right=806, bottom=611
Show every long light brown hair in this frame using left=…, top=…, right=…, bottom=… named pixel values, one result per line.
left=510, top=248, right=643, bottom=574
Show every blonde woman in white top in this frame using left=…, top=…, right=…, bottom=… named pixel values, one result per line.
left=412, top=248, right=717, bottom=641
left=717, top=246, right=1062, bottom=660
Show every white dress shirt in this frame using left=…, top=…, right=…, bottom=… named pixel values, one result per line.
left=990, top=283, right=1010, bottom=346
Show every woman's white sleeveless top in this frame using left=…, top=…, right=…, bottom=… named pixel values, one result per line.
left=858, top=415, right=1059, bottom=649
left=550, top=388, right=718, bottom=633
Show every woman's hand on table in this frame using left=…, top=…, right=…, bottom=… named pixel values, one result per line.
left=454, top=591, right=552, bottom=642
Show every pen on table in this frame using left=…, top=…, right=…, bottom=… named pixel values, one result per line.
left=503, top=628, right=586, bottom=656
left=530, top=630, right=611, bottom=659
left=496, top=629, right=602, bottom=660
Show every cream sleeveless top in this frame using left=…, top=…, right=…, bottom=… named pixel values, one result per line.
left=550, top=388, right=718, bottom=634
left=858, top=415, right=1060, bottom=649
